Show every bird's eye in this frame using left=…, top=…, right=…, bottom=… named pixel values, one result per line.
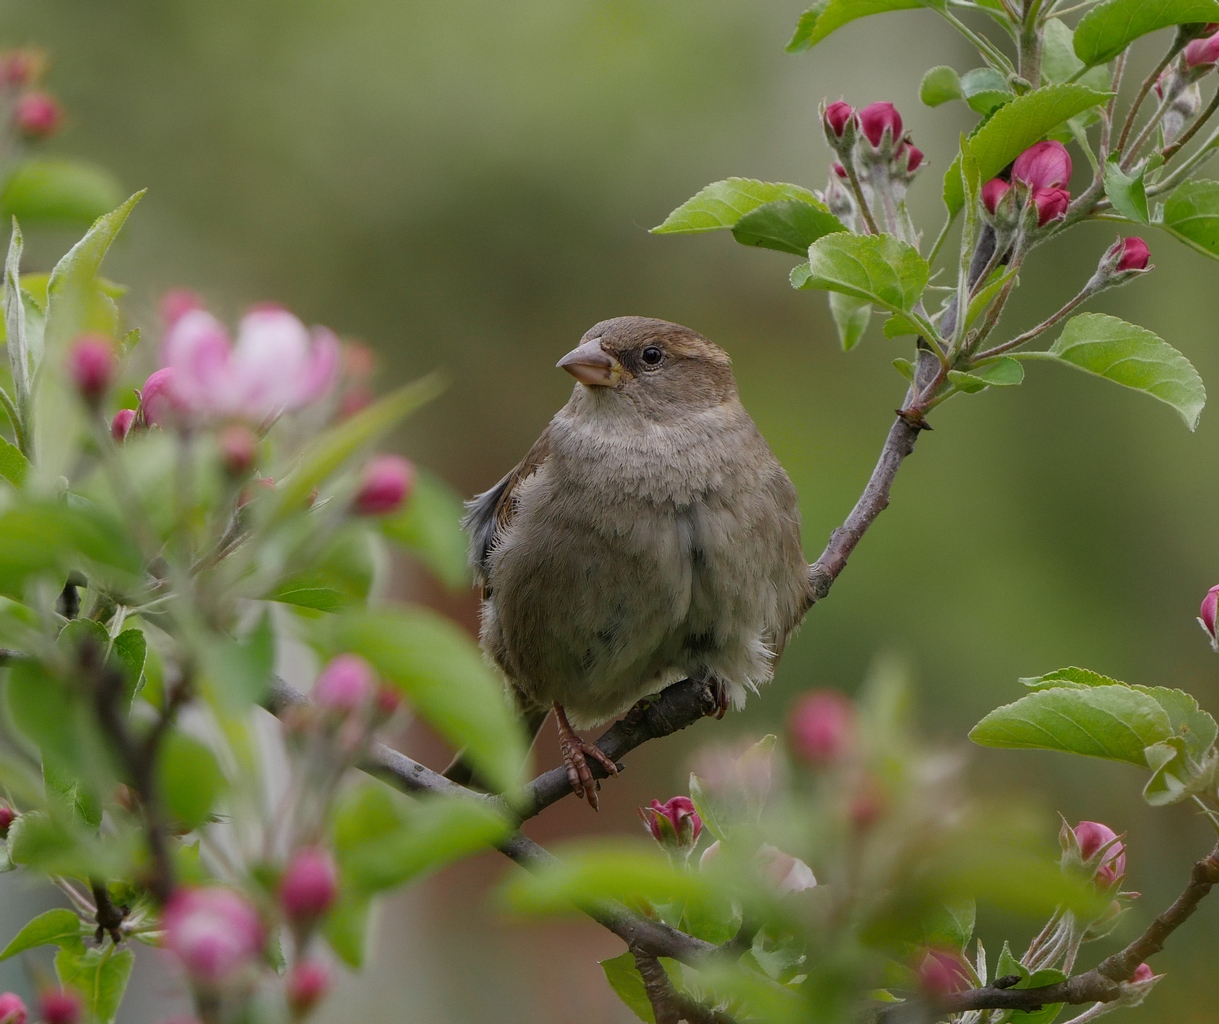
left=641, top=345, right=664, bottom=368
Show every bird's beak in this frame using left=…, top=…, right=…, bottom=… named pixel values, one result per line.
left=557, top=340, right=622, bottom=387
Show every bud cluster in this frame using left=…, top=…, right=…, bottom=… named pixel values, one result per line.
left=982, top=140, right=1072, bottom=231
left=0, top=49, right=62, bottom=141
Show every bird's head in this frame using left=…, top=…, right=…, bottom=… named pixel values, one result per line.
left=557, top=316, right=736, bottom=416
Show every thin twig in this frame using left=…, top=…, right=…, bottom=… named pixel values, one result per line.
left=1116, top=47, right=1183, bottom=156
left=1162, top=87, right=1219, bottom=163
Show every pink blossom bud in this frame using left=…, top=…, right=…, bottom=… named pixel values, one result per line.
left=1185, top=30, right=1219, bottom=68
left=0, top=804, right=13, bottom=837
left=900, top=142, right=924, bottom=172
left=14, top=92, right=61, bottom=138
left=1199, top=584, right=1219, bottom=651
left=1032, top=186, right=1070, bottom=226
left=342, top=341, right=377, bottom=379
left=1012, top=140, right=1072, bottom=190
left=217, top=423, right=257, bottom=477
left=823, top=100, right=855, bottom=138
left=639, top=796, right=702, bottom=849
left=110, top=408, right=136, bottom=441
left=163, top=886, right=265, bottom=984
left=375, top=685, right=402, bottom=719
left=981, top=178, right=1010, bottom=214
left=757, top=844, right=817, bottom=893
left=1074, top=821, right=1126, bottom=886
left=68, top=334, right=115, bottom=403
left=1, top=50, right=44, bottom=88
left=831, top=161, right=847, bottom=179
left=789, top=689, right=853, bottom=765
left=1116, top=236, right=1150, bottom=272
left=159, top=288, right=204, bottom=328
left=353, top=455, right=414, bottom=516
left=38, top=991, right=80, bottom=1024
left=138, top=368, right=177, bottom=427
left=917, top=949, right=972, bottom=995
left=0, top=992, right=26, bottom=1024
left=286, top=960, right=331, bottom=1013
left=314, top=654, right=377, bottom=712
left=1131, top=963, right=1154, bottom=983
left=338, top=386, right=374, bottom=420
left=859, top=101, right=902, bottom=147
left=279, top=848, right=339, bottom=923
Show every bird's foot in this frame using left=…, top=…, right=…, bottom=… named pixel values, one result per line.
left=711, top=679, right=730, bottom=720
left=554, top=704, right=619, bottom=810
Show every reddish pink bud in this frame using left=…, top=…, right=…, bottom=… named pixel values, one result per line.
left=375, top=685, right=402, bottom=718
left=831, top=161, right=848, bottom=179
left=14, top=92, right=61, bottom=138
left=0, top=993, right=26, bottom=1024
left=849, top=775, right=885, bottom=830
left=1032, top=186, right=1070, bottom=226
left=639, top=796, right=702, bottom=848
left=1, top=50, right=44, bottom=88
left=217, top=423, right=257, bottom=477
left=163, top=886, right=265, bottom=983
left=901, top=143, right=924, bottom=172
left=789, top=689, right=853, bottom=765
left=1131, top=963, right=1154, bottom=983
left=286, top=960, right=331, bottom=1013
left=1199, top=584, right=1219, bottom=650
left=981, top=178, right=1010, bottom=214
left=1185, top=30, right=1219, bottom=68
left=1116, top=236, right=1150, bottom=272
left=859, top=101, right=901, bottom=147
left=279, top=848, right=339, bottom=923
left=138, top=368, right=178, bottom=427
left=68, top=334, right=115, bottom=403
left=338, top=386, right=374, bottom=420
left=823, top=100, right=855, bottom=138
left=38, top=991, right=80, bottom=1024
left=159, top=288, right=204, bottom=328
left=314, top=654, right=377, bottom=711
left=917, top=949, right=972, bottom=995
left=1075, top=821, right=1126, bottom=886
left=0, top=804, right=13, bottom=837
left=1012, top=140, right=1072, bottom=190
left=342, top=341, right=377, bottom=379
left=353, top=455, right=413, bottom=515
left=110, top=408, right=136, bottom=441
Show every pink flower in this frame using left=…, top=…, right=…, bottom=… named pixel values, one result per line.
left=1131, top=963, right=1154, bottom=983
left=981, top=178, right=1010, bottom=215
left=353, top=455, right=414, bottom=515
left=1032, top=186, right=1070, bottom=226
left=1199, top=584, right=1219, bottom=651
left=138, top=368, right=178, bottom=427
left=38, top=991, right=80, bottom=1024
left=639, top=796, right=702, bottom=848
left=0, top=992, right=27, bottom=1024
left=14, top=92, right=61, bottom=138
left=0, top=50, right=42, bottom=88
left=163, top=886, right=265, bottom=984
left=1116, top=236, right=1150, bottom=272
left=757, top=844, right=816, bottom=893
left=789, top=689, right=853, bottom=765
left=0, top=804, right=14, bottom=836
left=159, top=289, right=204, bottom=328
left=161, top=306, right=339, bottom=423
left=111, top=408, right=136, bottom=441
left=375, top=685, right=402, bottom=719
left=68, top=334, right=115, bottom=403
left=286, top=960, right=331, bottom=1013
left=831, top=161, right=847, bottom=179
left=917, top=949, right=972, bottom=995
left=823, top=100, right=855, bottom=138
left=1185, top=30, right=1219, bottom=68
left=279, top=848, right=339, bottom=923
left=900, top=142, right=924, bottom=172
left=314, top=654, right=377, bottom=711
left=1012, top=140, right=1071, bottom=190
left=1075, top=821, right=1126, bottom=886
left=859, top=101, right=901, bottom=147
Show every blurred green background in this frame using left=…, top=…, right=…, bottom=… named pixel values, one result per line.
left=1, top=0, right=1217, bottom=1020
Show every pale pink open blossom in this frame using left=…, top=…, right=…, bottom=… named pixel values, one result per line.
left=757, top=844, right=817, bottom=893
left=161, top=307, right=339, bottom=424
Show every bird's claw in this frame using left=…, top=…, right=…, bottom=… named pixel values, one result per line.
left=559, top=733, right=619, bottom=810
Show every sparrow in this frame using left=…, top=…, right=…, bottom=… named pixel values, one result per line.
left=463, top=316, right=811, bottom=807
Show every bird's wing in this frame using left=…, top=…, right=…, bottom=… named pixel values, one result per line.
left=461, top=427, right=553, bottom=587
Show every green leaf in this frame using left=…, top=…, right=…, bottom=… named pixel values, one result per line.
left=0, top=160, right=124, bottom=228
left=1020, top=666, right=1124, bottom=690
left=328, top=607, right=528, bottom=793
left=332, top=783, right=510, bottom=893
left=800, top=233, right=930, bottom=314
left=1160, top=178, right=1219, bottom=259
left=112, top=627, right=147, bottom=708
left=948, top=357, right=1024, bottom=393
left=970, top=684, right=1174, bottom=767
left=1103, top=156, right=1152, bottom=224
left=943, top=86, right=1110, bottom=215
left=1012, top=968, right=1067, bottom=1024
left=43, top=761, right=101, bottom=829
left=893, top=357, right=915, bottom=381
left=652, top=179, right=819, bottom=234
left=202, top=611, right=275, bottom=710
left=1075, top=0, right=1219, bottom=66
left=7, top=655, right=111, bottom=784
left=786, top=0, right=923, bottom=52
left=922, top=899, right=976, bottom=951
left=268, top=526, right=377, bottom=611
left=996, top=940, right=1026, bottom=982
left=730, top=199, right=846, bottom=256
left=157, top=731, right=225, bottom=830
left=960, top=68, right=1013, bottom=117
left=964, top=267, right=1017, bottom=327
left=380, top=467, right=470, bottom=590
left=1044, top=313, right=1205, bottom=430
left=920, top=66, right=963, bottom=107
left=601, top=951, right=659, bottom=1023
left=324, top=891, right=373, bottom=968
left=268, top=376, right=443, bottom=519
left=0, top=908, right=85, bottom=960
left=0, top=436, right=29, bottom=487
left=883, top=312, right=920, bottom=339
left=830, top=293, right=872, bottom=351
left=55, top=945, right=135, bottom=1024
